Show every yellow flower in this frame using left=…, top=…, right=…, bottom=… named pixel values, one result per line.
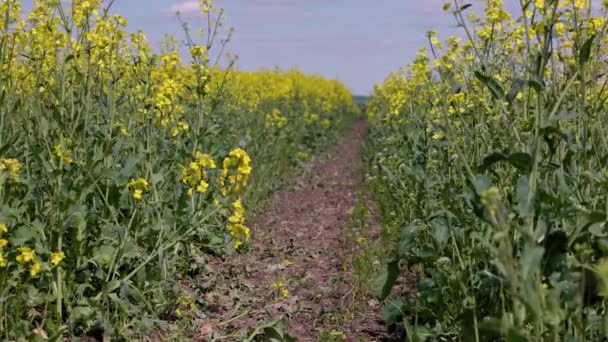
left=271, top=278, right=289, bottom=298
left=265, top=108, right=287, bottom=129
left=0, top=159, right=22, bottom=181
left=30, top=261, right=41, bottom=277
left=321, top=119, right=331, bottom=129
left=16, top=247, right=36, bottom=264
left=296, top=151, right=309, bottom=160
left=356, top=236, right=366, bottom=243
left=227, top=198, right=250, bottom=247
left=0, top=253, right=6, bottom=268
left=51, top=251, right=65, bottom=266
left=190, top=45, right=206, bottom=58
left=196, top=180, right=209, bottom=193
left=220, top=148, right=252, bottom=196
left=128, top=178, right=149, bottom=200
left=0, top=239, right=8, bottom=248
left=182, top=152, right=215, bottom=195
left=227, top=223, right=250, bottom=249
left=53, top=144, right=73, bottom=164
left=175, top=308, right=182, bottom=316
left=133, top=189, right=143, bottom=200
left=555, top=22, right=566, bottom=36
left=0, top=223, right=7, bottom=235
left=329, top=331, right=347, bottom=340
left=432, top=132, right=445, bottom=140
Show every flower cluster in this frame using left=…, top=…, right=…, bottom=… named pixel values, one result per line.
left=0, top=159, right=22, bottom=182
left=0, top=224, right=8, bottom=267
left=227, top=198, right=250, bottom=249
left=271, top=277, right=289, bottom=299
left=181, top=152, right=216, bottom=196
left=127, top=178, right=149, bottom=200
left=265, top=108, right=287, bottom=129
left=220, top=148, right=252, bottom=197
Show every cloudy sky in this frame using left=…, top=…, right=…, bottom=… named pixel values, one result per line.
left=19, top=0, right=576, bottom=94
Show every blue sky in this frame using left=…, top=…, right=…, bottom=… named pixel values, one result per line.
left=18, top=1, right=547, bottom=94
left=127, top=0, right=464, bottom=95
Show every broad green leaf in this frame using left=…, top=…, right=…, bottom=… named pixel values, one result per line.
left=579, top=34, right=596, bottom=66
left=589, top=223, right=606, bottom=237
left=94, top=244, right=116, bottom=267
left=478, top=152, right=508, bottom=172
left=431, top=217, right=449, bottom=250
left=543, top=112, right=580, bottom=128
left=475, top=71, right=505, bottom=100
left=9, top=225, right=35, bottom=245
left=506, top=79, right=527, bottom=103
left=376, top=260, right=400, bottom=300
left=381, top=298, right=405, bottom=324
left=399, top=225, right=420, bottom=257
left=508, top=153, right=533, bottom=173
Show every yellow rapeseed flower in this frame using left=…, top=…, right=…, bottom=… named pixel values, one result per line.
left=220, top=148, right=252, bottom=196
left=30, top=261, right=41, bottom=277
left=0, top=158, right=22, bottom=181
left=227, top=199, right=250, bottom=248
left=16, top=247, right=36, bottom=264
left=51, top=251, right=65, bottom=266
left=52, top=144, right=73, bottom=164
left=271, top=278, right=289, bottom=298
left=0, top=253, right=5, bottom=268
left=182, top=152, right=215, bottom=195
left=128, top=178, right=149, bottom=200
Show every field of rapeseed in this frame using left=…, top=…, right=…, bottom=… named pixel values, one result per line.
left=367, top=0, right=608, bottom=340
left=0, top=0, right=356, bottom=339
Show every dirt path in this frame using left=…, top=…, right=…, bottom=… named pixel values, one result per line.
left=199, top=121, right=391, bottom=341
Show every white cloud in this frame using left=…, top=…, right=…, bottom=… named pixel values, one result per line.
left=169, top=1, right=200, bottom=14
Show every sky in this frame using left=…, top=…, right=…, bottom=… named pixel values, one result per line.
left=18, top=0, right=581, bottom=95
left=125, top=0, right=470, bottom=95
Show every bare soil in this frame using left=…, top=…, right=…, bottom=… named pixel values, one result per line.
left=194, top=121, right=396, bottom=341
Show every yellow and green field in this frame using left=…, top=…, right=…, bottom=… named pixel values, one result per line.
left=3, top=0, right=608, bottom=340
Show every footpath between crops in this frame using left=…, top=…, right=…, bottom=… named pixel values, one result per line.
left=182, top=121, right=398, bottom=341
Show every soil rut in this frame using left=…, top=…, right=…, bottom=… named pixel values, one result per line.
left=201, top=121, right=388, bottom=341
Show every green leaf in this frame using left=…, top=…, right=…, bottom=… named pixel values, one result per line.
left=515, top=176, right=532, bottom=216
left=398, top=225, right=420, bottom=257
left=381, top=298, right=405, bottom=324
left=521, top=246, right=544, bottom=281
left=430, top=217, right=449, bottom=250
left=579, top=34, right=596, bottom=66
left=478, top=152, right=508, bottom=172
left=93, top=244, right=116, bottom=267
left=9, top=225, right=35, bottom=245
left=376, top=260, right=400, bottom=300
left=589, top=223, right=606, bottom=237
left=459, top=3, right=472, bottom=11
left=507, top=153, right=533, bottom=173
left=506, top=328, right=528, bottom=342
left=527, top=78, right=545, bottom=92
left=474, top=71, right=505, bottom=100
left=506, top=79, right=527, bottom=103
left=477, top=152, right=532, bottom=173
left=543, top=112, right=580, bottom=128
